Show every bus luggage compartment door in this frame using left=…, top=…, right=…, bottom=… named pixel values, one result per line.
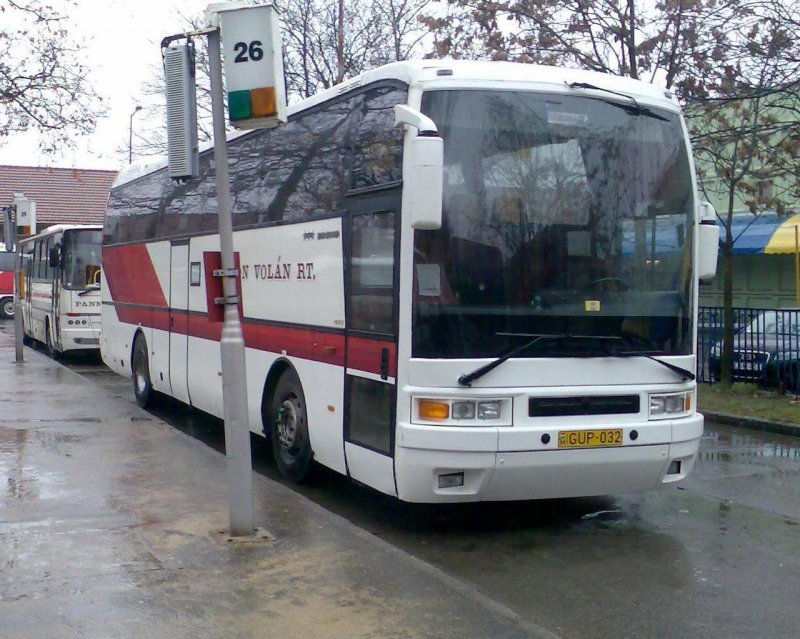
left=169, top=242, right=190, bottom=405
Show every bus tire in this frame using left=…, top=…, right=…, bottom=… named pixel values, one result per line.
left=132, top=334, right=156, bottom=408
left=0, top=297, right=13, bottom=319
left=21, top=320, right=33, bottom=346
left=45, top=321, right=62, bottom=360
left=270, top=369, right=314, bottom=482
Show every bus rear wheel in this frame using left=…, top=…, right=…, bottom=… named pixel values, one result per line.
left=132, top=334, right=156, bottom=408
left=269, top=369, right=314, bottom=482
left=46, top=322, right=62, bottom=360
left=0, top=297, right=13, bottom=319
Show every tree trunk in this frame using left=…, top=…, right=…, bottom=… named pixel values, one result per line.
left=336, top=0, right=345, bottom=84
left=627, top=0, right=638, bottom=79
left=720, top=216, right=735, bottom=388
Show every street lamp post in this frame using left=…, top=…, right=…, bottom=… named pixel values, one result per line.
left=129, top=105, right=142, bottom=164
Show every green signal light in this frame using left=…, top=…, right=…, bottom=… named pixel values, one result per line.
left=228, top=90, right=251, bottom=121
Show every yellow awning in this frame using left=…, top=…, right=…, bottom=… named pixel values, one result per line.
left=764, top=214, right=800, bottom=254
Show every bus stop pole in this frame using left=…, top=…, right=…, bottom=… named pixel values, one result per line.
left=208, top=27, right=255, bottom=536
left=14, top=252, right=23, bottom=364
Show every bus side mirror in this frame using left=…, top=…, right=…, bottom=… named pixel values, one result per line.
left=49, top=246, right=60, bottom=269
left=395, top=105, right=443, bottom=231
left=698, top=201, right=719, bottom=280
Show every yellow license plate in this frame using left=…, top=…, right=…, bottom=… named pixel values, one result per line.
left=558, top=429, right=623, bottom=449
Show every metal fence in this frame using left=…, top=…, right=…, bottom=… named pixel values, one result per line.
left=697, top=306, right=800, bottom=392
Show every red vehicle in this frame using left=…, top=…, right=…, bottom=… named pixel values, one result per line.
left=0, top=269, right=13, bottom=318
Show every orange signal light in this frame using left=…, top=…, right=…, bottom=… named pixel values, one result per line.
left=250, top=86, right=277, bottom=118
left=418, top=400, right=449, bottom=420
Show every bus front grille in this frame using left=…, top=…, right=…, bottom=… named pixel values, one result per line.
left=529, top=395, right=640, bottom=417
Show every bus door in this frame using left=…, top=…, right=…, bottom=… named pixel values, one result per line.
left=343, top=190, right=400, bottom=496
left=169, top=240, right=191, bottom=405
left=48, top=236, right=61, bottom=344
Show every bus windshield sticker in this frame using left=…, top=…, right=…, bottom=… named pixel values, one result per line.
left=417, top=264, right=442, bottom=297
left=547, top=111, right=588, bottom=126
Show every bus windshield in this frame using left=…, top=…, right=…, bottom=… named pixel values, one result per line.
left=414, top=89, right=694, bottom=359
left=63, top=229, right=102, bottom=290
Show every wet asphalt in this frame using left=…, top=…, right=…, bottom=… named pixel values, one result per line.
left=5, top=320, right=800, bottom=639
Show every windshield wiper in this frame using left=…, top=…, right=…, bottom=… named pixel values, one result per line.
left=78, top=284, right=100, bottom=296
left=566, top=82, right=669, bottom=122
left=607, top=350, right=695, bottom=381
left=599, top=335, right=696, bottom=381
left=458, top=333, right=695, bottom=386
left=458, top=333, right=622, bottom=387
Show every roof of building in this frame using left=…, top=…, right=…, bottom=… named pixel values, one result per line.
left=0, top=165, right=118, bottom=226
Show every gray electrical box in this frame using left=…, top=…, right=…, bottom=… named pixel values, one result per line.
left=163, top=43, right=200, bottom=180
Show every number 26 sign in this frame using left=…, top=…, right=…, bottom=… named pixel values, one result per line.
left=208, top=1, right=287, bottom=128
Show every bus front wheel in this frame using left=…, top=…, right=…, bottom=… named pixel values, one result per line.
left=21, top=319, right=33, bottom=346
left=132, top=334, right=155, bottom=408
left=270, top=369, right=314, bottom=482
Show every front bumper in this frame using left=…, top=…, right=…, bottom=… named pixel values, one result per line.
left=394, top=413, right=703, bottom=503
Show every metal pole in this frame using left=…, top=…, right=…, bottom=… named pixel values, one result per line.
left=129, top=106, right=142, bottom=165
left=14, top=244, right=23, bottom=363
left=208, top=28, right=254, bottom=537
left=794, top=225, right=799, bottom=307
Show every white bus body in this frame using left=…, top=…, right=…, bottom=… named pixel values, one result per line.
left=102, top=61, right=706, bottom=502
left=18, top=225, right=103, bottom=357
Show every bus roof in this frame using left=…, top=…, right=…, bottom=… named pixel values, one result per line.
left=17, top=224, right=103, bottom=245
left=114, top=59, right=680, bottom=189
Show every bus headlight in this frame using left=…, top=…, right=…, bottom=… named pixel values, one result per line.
left=477, top=401, right=501, bottom=419
left=413, top=397, right=512, bottom=426
left=451, top=401, right=476, bottom=420
left=648, top=391, right=693, bottom=420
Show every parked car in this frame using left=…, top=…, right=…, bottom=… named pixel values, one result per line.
left=709, top=309, right=800, bottom=392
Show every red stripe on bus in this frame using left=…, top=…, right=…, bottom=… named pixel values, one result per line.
left=116, top=305, right=170, bottom=332
left=243, top=322, right=346, bottom=367
left=347, top=335, right=397, bottom=378
left=110, top=302, right=395, bottom=377
left=103, top=245, right=168, bottom=308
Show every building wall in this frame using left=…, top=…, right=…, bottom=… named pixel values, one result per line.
left=700, top=254, right=800, bottom=308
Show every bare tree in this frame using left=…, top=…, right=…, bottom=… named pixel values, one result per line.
left=129, top=0, right=434, bottom=159
left=0, top=0, right=104, bottom=154
left=688, top=3, right=800, bottom=386
left=371, top=0, right=432, bottom=63
left=281, top=0, right=430, bottom=98
left=422, top=0, right=747, bottom=99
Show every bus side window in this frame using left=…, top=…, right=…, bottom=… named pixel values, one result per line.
left=349, top=211, right=395, bottom=334
left=34, top=241, right=43, bottom=279
left=227, top=93, right=360, bottom=227
left=44, top=237, right=54, bottom=279
left=350, top=85, right=407, bottom=190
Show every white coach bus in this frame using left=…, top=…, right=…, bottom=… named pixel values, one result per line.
left=101, top=60, right=718, bottom=503
left=18, top=224, right=103, bottom=358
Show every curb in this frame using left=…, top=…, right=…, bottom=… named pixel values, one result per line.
left=703, top=410, right=800, bottom=438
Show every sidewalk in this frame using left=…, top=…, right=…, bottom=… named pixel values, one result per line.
left=0, top=339, right=545, bottom=639
left=702, top=409, right=800, bottom=438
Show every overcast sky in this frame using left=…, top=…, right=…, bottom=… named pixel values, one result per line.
left=0, top=0, right=212, bottom=171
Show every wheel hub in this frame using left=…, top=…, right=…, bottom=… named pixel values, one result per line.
left=276, top=400, right=298, bottom=449
left=136, top=369, right=147, bottom=394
